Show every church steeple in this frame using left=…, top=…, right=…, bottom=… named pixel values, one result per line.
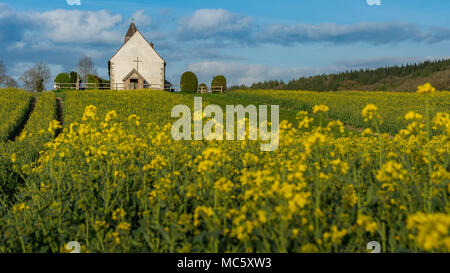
left=124, top=22, right=137, bottom=44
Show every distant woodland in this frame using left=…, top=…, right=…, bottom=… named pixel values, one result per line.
left=231, top=59, right=450, bottom=92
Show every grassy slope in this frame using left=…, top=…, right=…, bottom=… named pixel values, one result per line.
left=360, top=68, right=450, bottom=92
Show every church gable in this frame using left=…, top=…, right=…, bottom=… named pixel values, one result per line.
left=122, top=69, right=146, bottom=82
left=110, top=28, right=165, bottom=65
left=109, top=23, right=166, bottom=90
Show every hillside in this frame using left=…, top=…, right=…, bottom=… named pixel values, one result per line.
left=233, top=59, right=450, bottom=92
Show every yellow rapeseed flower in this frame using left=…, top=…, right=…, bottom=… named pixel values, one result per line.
left=112, top=208, right=126, bottom=221
left=10, top=153, right=17, bottom=163
left=117, top=222, right=131, bottom=231
left=361, top=104, right=378, bottom=122
left=357, top=215, right=378, bottom=234
left=313, top=105, right=330, bottom=114
left=407, top=213, right=450, bottom=252
left=404, top=111, right=423, bottom=121
left=416, top=82, right=436, bottom=94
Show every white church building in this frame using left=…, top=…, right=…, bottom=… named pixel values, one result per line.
left=108, top=22, right=169, bottom=90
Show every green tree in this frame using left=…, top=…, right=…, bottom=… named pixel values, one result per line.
left=55, top=73, right=70, bottom=84
left=180, top=71, right=198, bottom=93
left=88, top=75, right=100, bottom=84
left=211, top=75, right=227, bottom=92
left=69, top=71, right=79, bottom=83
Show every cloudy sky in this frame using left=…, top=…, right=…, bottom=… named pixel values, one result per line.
left=0, top=0, right=449, bottom=87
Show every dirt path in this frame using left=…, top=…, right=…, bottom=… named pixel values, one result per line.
left=55, top=97, right=64, bottom=137
left=8, top=97, right=37, bottom=142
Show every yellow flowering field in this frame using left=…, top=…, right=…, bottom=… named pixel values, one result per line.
left=0, top=89, right=33, bottom=142
left=217, top=89, right=450, bottom=135
left=0, top=91, right=57, bottom=206
left=0, top=85, right=449, bottom=253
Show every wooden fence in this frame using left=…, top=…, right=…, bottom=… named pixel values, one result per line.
left=54, top=82, right=179, bottom=92
left=54, top=83, right=225, bottom=93
left=198, top=86, right=224, bottom=94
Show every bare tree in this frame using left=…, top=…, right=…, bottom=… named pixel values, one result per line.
left=77, top=56, right=97, bottom=84
left=0, top=60, right=19, bottom=89
left=20, top=62, right=51, bottom=92
left=4, top=77, right=18, bottom=88
left=0, top=61, right=5, bottom=86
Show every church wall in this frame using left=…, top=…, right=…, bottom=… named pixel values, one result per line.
left=110, top=32, right=165, bottom=90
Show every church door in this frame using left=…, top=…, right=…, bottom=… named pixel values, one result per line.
left=130, top=79, right=138, bottom=90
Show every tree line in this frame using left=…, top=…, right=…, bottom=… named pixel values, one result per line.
left=230, top=59, right=450, bottom=92
left=0, top=60, right=52, bottom=92
left=0, top=56, right=107, bottom=92
left=0, top=61, right=19, bottom=89
left=54, top=56, right=109, bottom=89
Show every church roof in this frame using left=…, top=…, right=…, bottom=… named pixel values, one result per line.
left=124, top=22, right=138, bottom=43
left=122, top=68, right=147, bottom=82
left=109, top=25, right=166, bottom=64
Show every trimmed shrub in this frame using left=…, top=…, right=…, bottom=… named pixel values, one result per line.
left=180, top=71, right=198, bottom=93
left=211, top=75, right=227, bottom=92
left=88, top=75, right=100, bottom=84
left=99, top=77, right=110, bottom=90
left=69, top=71, right=79, bottom=83
left=54, top=73, right=70, bottom=83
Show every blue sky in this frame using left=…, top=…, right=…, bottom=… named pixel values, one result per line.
left=0, top=0, right=449, bottom=87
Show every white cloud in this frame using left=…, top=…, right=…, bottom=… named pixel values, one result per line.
left=0, top=5, right=151, bottom=82
left=259, top=22, right=428, bottom=45
left=7, top=41, right=26, bottom=50
left=175, top=9, right=450, bottom=46
left=187, top=61, right=323, bottom=86
left=33, top=9, right=122, bottom=44
left=10, top=62, right=34, bottom=80
left=0, top=5, right=123, bottom=45
left=0, top=3, right=11, bottom=18
left=132, top=10, right=151, bottom=27
left=177, top=9, right=253, bottom=41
